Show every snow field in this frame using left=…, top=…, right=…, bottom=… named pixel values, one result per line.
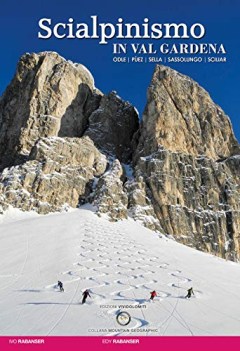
left=0, top=207, right=240, bottom=336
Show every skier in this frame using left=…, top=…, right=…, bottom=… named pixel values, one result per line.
left=185, top=287, right=194, bottom=299
left=82, top=289, right=91, bottom=304
left=57, top=281, right=64, bottom=292
left=150, top=290, right=157, bottom=301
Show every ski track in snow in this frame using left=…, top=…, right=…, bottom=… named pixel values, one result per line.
left=1, top=209, right=240, bottom=336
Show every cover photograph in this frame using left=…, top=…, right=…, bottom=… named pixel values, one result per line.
left=0, top=0, right=239, bottom=350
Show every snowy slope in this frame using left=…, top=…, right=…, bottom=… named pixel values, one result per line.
left=0, top=207, right=240, bottom=336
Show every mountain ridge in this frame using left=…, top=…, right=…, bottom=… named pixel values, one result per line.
left=0, top=51, right=239, bottom=261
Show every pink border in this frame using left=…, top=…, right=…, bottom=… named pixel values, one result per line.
left=1, top=337, right=240, bottom=351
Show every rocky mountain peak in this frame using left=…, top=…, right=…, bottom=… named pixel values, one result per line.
left=0, top=51, right=99, bottom=169
left=0, top=52, right=139, bottom=169
left=137, top=64, right=239, bottom=161
left=85, top=90, right=139, bottom=162
left=132, top=64, right=240, bottom=261
left=0, top=53, right=239, bottom=261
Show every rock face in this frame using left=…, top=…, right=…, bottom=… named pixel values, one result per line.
left=0, top=52, right=139, bottom=170
left=92, top=159, right=128, bottom=221
left=0, top=51, right=138, bottom=219
left=136, top=65, right=239, bottom=161
left=0, top=52, right=100, bottom=169
left=0, top=53, right=239, bottom=261
left=125, top=175, right=162, bottom=232
left=134, top=65, right=240, bottom=261
left=0, top=136, right=107, bottom=214
left=85, top=91, right=139, bottom=162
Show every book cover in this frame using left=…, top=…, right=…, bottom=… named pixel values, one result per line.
left=0, top=1, right=239, bottom=350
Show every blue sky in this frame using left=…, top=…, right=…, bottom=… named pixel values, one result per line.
left=0, top=0, right=239, bottom=141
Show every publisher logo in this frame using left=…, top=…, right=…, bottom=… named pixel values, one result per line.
left=116, top=311, right=131, bottom=326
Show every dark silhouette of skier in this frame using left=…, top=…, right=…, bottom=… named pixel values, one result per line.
left=185, top=287, right=194, bottom=299
left=150, top=290, right=157, bottom=301
left=57, top=281, right=64, bottom=292
left=82, top=289, right=91, bottom=304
